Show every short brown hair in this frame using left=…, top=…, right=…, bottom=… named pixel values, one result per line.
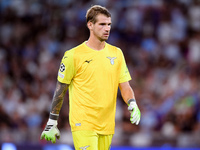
left=86, top=5, right=111, bottom=24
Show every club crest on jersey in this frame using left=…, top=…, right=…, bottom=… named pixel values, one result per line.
left=107, top=57, right=117, bottom=65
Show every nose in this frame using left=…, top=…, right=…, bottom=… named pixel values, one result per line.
left=105, top=25, right=111, bottom=31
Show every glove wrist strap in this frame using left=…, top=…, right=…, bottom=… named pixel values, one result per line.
left=49, top=112, right=59, bottom=120
left=128, top=99, right=136, bottom=105
left=47, top=118, right=58, bottom=125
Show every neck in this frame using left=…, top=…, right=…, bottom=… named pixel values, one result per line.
left=86, top=37, right=105, bottom=51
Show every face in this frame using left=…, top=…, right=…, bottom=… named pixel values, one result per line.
left=88, top=14, right=112, bottom=41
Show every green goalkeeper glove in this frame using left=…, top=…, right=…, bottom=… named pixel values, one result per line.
left=128, top=99, right=141, bottom=125
left=40, top=118, right=60, bottom=143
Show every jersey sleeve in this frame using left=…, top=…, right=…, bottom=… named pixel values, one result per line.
left=57, top=50, right=75, bottom=84
left=118, top=49, right=132, bottom=83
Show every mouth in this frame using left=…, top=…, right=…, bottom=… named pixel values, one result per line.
left=104, top=33, right=109, bottom=37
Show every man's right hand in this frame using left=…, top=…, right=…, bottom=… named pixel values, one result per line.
left=40, top=119, right=60, bottom=143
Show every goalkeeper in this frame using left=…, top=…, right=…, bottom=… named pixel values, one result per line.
left=41, top=5, right=141, bottom=150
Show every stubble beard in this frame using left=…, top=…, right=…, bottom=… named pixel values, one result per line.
left=99, top=35, right=109, bottom=42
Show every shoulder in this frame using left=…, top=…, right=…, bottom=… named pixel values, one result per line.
left=63, top=42, right=85, bottom=57
left=106, top=43, right=124, bottom=55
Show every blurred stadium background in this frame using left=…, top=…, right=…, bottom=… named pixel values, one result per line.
left=0, top=0, right=200, bottom=149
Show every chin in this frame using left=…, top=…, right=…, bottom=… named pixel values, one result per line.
left=101, top=37, right=109, bottom=41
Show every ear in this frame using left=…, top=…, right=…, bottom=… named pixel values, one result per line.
left=87, top=22, right=93, bottom=30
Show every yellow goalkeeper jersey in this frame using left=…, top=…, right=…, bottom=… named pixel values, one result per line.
left=57, top=42, right=131, bottom=134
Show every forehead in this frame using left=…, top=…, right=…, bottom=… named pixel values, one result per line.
left=95, top=14, right=111, bottom=23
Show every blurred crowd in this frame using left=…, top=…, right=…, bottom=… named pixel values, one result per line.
left=0, top=0, right=200, bottom=148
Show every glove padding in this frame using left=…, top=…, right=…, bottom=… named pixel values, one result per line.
left=40, top=119, right=60, bottom=143
left=128, top=101, right=141, bottom=125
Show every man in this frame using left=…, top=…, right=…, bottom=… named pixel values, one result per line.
left=41, top=5, right=141, bottom=150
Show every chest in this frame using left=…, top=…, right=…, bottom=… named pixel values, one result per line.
left=75, top=52, right=120, bottom=77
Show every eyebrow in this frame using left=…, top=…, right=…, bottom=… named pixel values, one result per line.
left=98, top=22, right=112, bottom=25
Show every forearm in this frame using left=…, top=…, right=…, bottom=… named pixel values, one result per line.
left=121, top=87, right=135, bottom=104
left=119, top=82, right=136, bottom=104
left=50, top=81, right=69, bottom=115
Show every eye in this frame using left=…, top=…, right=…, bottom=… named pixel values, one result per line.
left=99, top=23, right=106, bottom=26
